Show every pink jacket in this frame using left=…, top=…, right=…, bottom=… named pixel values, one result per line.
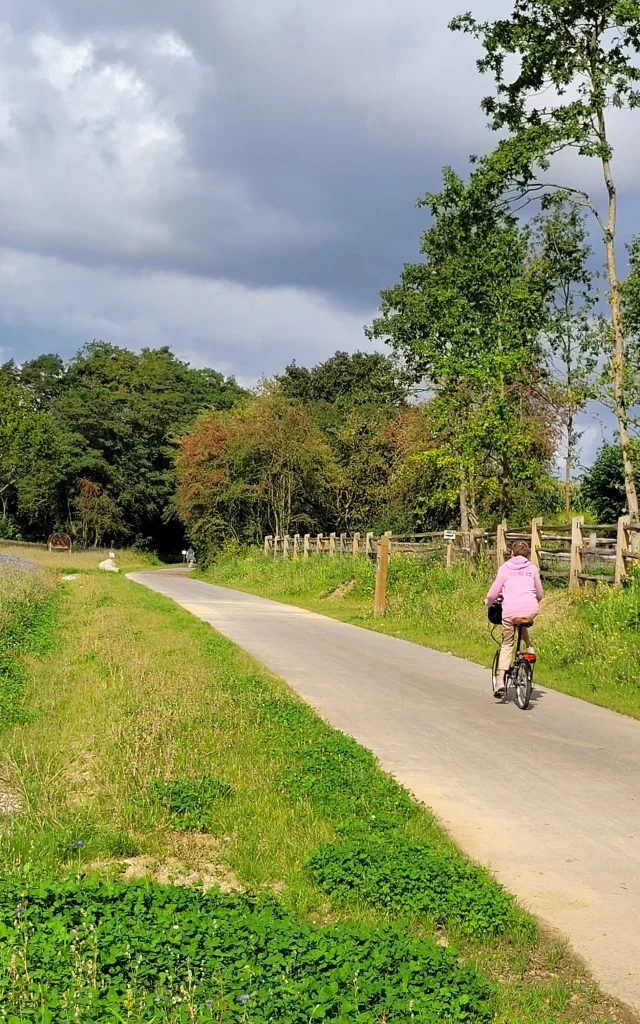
left=486, top=556, right=544, bottom=619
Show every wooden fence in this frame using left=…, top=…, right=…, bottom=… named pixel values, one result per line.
left=264, top=516, right=640, bottom=615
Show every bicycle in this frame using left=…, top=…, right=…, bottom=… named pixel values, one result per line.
left=490, top=614, right=537, bottom=710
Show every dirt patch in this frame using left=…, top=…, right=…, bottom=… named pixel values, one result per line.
left=119, top=854, right=242, bottom=892
left=0, top=791, right=22, bottom=815
left=327, top=580, right=356, bottom=599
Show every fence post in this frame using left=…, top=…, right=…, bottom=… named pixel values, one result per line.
left=496, top=520, right=508, bottom=566
left=365, top=532, right=374, bottom=557
left=264, top=535, right=272, bottom=556
left=446, top=541, right=455, bottom=568
left=615, top=515, right=630, bottom=587
left=374, top=534, right=391, bottom=617
left=283, top=535, right=290, bottom=558
left=329, top=532, right=336, bottom=557
left=316, top=533, right=323, bottom=556
left=339, top=532, right=346, bottom=556
left=469, top=529, right=484, bottom=573
left=274, top=535, right=280, bottom=557
left=353, top=532, right=360, bottom=557
left=303, top=534, right=310, bottom=560
left=293, top=534, right=300, bottom=559
left=530, top=517, right=543, bottom=569
left=570, top=515, right=584, bottom=591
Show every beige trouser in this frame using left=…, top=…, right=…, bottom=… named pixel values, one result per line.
left=499, top=616, right=535, bottom=671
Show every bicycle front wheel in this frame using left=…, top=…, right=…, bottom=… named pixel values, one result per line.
left=515, top=661, right=533, bottom=710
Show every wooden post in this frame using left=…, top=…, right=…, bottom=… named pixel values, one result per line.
left=274, top=535, right=280, bottom=557
left=615, top=515, right=630, bottom=587
left=446, top=541, right=455, bottom=568
left=316, top=533, right=323, bottom=556
left=283, top=535, right=290, bottom=558
left=303, top=534, right=310, bottom=560
left=365, top=532, right=374, bottom=557
left=293, top=534, right=300, bottom=559
left=570, top=515, right=584, bottom=592
left=374, top=534, right=391, bottom=617
left=353, top=532, right=360, bottom=557
left=329, top=532, right=336, bottom=557
left=339, top=532, right=346, bottom=556
left=264, top=535, right=272, bottom=556
left=496, top=520, right=508, bottom=566
left=530, top=517, right=543, bottom=569
left=469, top=529, right=484, bottom=573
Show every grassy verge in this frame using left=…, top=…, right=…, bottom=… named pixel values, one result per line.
left=0, top=561, right=60, bottom=732
left=0, top=572, right=627, bottom=1022
left=0, top=541, right=163, bottom=574
left=204, top=550, right=640, bottom=721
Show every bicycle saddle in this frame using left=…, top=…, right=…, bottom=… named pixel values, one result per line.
left=512, top=616, right=534, bottom=627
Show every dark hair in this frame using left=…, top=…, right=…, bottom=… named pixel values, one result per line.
left=512, top=540, right=530, bottom=558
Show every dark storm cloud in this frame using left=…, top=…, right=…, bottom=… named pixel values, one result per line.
left=1, top=0, right=639, bottom=398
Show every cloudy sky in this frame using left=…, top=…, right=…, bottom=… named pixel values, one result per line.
left=1, top=0, right=640, bottom=461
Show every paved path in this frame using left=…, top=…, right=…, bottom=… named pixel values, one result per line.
left=129, top=570, right=640, bottom=1011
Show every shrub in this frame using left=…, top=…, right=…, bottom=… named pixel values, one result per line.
left=0, top=876, right=494, bottom=1022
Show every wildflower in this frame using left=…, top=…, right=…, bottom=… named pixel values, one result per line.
left=74, top=841, right=83, bottom=848
left=205, top=1000, right=214, bottom=1007
left=240, top=994, right=250, bottom=1005
left=16, top=905, right=24, bottom=917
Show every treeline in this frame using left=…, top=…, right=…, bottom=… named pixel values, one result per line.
left=0, top=343, right=245, bottom=553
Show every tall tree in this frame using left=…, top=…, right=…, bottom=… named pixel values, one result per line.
left=368, top=168, right=553, bottom=525
left=531, top=201, right=601, bottom=521
left=277, top=351, right=408, bottom=410
left=451, top=1, right=640, bottom=518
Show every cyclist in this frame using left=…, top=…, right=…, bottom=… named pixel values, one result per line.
left=484, top=540, right=543, bottom=698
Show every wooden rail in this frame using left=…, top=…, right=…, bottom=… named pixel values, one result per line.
left=262, top=514, right=640, bottom=615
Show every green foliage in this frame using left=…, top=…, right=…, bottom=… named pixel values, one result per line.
left=308, top=837, right=527, bottom=941
left=580, top=444, right=628, bottom=522
left=2, top=343, right=247, bottom=553
left=276, top=350, right=408, bottom=409
left=368, top=168, right=556, bottom=519
left=0, top=876, right=494, bottom=1022
left=148, top=774, right=232, bottom=832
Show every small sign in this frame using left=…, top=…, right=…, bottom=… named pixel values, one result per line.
left=444, top=530, right=457, bottom=542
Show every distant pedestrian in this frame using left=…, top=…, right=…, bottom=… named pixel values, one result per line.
left=186, top=547, right=196, bottom=567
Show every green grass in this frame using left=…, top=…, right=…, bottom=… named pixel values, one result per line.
left=204, top=549, right=640, bottom=720
left=0, top=573, right=626, bottom=1022
left=0, top=563, right=59, bottom=731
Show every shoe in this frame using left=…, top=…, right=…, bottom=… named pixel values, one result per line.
left=493, top=686, right=505, bottom=699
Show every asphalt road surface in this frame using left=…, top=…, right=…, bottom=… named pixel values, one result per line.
left=129, top=569, right=640, bottom=1011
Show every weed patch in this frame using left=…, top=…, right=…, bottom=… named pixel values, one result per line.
left=307, top=837, right=531, bottom=942
left=149, top=775, right=233, bottom=832
left=0, top=875, right=494, bottom=1023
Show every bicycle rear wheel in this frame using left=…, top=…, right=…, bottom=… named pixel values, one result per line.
left=491, top=650, right=501, bottom=696
left=514, top=660, right=533, bottom=710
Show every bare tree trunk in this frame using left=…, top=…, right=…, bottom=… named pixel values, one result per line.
left=598, top=108, right=640, bottom=520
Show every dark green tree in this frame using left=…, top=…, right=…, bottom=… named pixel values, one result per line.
left=580, top=443, right=628, bottom=522
left=277, top=351, right=407, bottom=410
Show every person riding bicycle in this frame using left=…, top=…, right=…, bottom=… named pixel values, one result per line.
left=484, top=540, right=543, bottom=699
